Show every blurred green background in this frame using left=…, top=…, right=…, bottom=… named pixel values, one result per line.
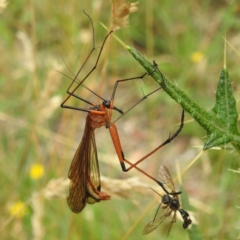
left=1, top=0, right=240, bottom=239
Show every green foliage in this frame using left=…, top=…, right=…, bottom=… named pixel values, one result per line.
left=128, top=47, right=240, bottom=152
left=209, top=69, right=240, bottom=149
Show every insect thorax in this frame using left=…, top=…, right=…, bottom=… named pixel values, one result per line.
left=170, top=198, right=180, bottom=210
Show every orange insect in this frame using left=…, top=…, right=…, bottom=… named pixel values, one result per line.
left=61, top=12, right=184, bottom=213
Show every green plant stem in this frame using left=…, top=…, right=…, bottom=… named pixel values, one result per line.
left=127, top=46, right=240, bottom=153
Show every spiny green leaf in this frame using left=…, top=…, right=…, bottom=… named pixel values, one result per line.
left=204, top=133, right=232, bottom=150
left=127, top=46, right=240, bottom=152
left=204, top=68, right=239, bottom=149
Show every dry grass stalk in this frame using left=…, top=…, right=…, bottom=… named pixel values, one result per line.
left=40, top=63, right=63, bottom=101
left=39, top=176, right=154, bottom=201
left=111, top=0, right=139, bottom=30
left=101, top=176, right=152, bottom=199
left=1, top=176, right=166, bottom=236
left=16, top=31, right=35, bottom=73
left=36, top=63, right=63, bottom=120
left=40, top=178, right=69, bottom=199
left=0, top=0, right=8, bottom=13
left=31, top=193, right=44, bottom=240
left=27, top=176, right=154, bottom=237
left=30, top=178, right=68, bottom=240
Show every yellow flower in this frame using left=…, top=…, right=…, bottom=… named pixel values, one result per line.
left=9, top=201, right=27, bottom=218
left=190, top=51, right=204, bottom=63
left=29, top=163, right=44, bottom=180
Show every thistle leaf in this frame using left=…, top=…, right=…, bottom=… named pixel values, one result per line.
left=204, top=68, right=239, bottom=150
left=127, top=46, right=240, bottom=152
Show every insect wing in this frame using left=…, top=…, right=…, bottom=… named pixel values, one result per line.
left=67, top=136, right=88, bottom=213
left=159, top=165, right=176, bottom=193
left=86, top=132, right=101, bottom=204
left=142, top=208, right=172, bottom=235
left=166, top=210, right=177, bottom=236
left=67, top=121, right=100, bottom=213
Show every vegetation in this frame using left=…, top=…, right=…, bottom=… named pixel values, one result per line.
left=1, top=1, right=240, bottom=239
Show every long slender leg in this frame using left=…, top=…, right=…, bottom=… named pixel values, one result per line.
left=61, top=31, right=112, bottom=108
left=110, top=73, right=147, bottom=100
left=110, top=58, right=164, bottom=102
left=66, top=10, right=96, bottom=92
left=62, top=72, right=158, bottom=116
left=61, top=11, right=113, bottom=110
left=109, top=109, right=184, bottom=194
left=61, top=71, right=108, bottom=111
left=61, top=87, right=95, bottom=112
left=127, top=109, right=184, bottom=170
left=108, top=67, right=162, bottom=124
left=110, top=87, right=162, bottom=125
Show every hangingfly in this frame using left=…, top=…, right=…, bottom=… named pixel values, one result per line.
left=61, top=12, right=185, bottom=213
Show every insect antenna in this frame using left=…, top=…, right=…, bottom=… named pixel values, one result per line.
left=149, top=187, right=164, bottom=221
left=83, top=10, right=95, bottom=49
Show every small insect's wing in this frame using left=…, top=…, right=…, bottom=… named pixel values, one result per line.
left=142, top=215, right=167, bottom=235
left=159, top=165, right=176, bottom=193
left=142, top=208, right=172, bottom=235
left=166, top=210, right=177, bottom=236
left=86, top=132, right=101, bottom=204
